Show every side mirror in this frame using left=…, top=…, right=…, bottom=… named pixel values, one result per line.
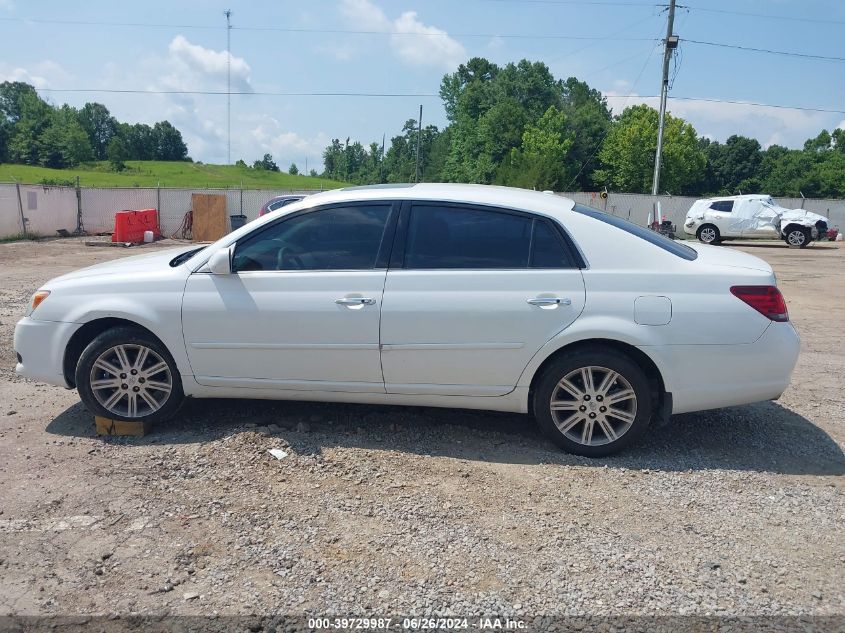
left=208, top=245, right=234, bottom=275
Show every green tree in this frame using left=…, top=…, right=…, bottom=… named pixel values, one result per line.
left=118, top=123, right=155, bottom=160
left=35, top=106, right=92, bottom=168
left=78, top=102, right=117, bottom=160
left=0, top=81, right=40, bottom=124
left=107, top=136, right=129, bottom=171
left=558, top=77, right=612, bottom=190
left=152, top=121, right=188, bottom=160
left=593, top=104, right=705, bottom=194
left=253, top=153, right=279, bottom=171
left=496, top=106, right=574, bottom=190
left=288, top=162, right=299, bottom=175
left=7, top=90, right=53, bottom=165
left=703, top=135, right=763, bottom=194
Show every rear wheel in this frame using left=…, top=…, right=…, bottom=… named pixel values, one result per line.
left=75, top=327, right=184, bottom=424
left=533, top=348, right=653, bottom=457
left=697, top=224, right=720, bottom=244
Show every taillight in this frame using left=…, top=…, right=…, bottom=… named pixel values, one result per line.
left=730, top=285, right=789, bottom=322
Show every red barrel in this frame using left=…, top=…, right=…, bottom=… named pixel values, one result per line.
left=112, top=209, right=161, bottom=243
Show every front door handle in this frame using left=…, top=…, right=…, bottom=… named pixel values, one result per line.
left=335, top=297, right=376, bottom=306
left=527, top=297, right=572, bottom=307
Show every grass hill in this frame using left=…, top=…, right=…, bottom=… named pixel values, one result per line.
left=0, top=161, right=348, bottom=189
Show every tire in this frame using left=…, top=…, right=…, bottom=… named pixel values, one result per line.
left=696, top=224, right=720, bottom=244
left=533, top=347, right=653, bottom=457
left=785, top=226, right=811, bottom=249
left=75, top=326, right=184, bottom=424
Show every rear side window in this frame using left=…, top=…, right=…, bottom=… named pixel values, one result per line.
left=572, top=204, right=698, bottom=261
left=269, top=197, right=302, bottom=211
left=404, top=205, right=574, bottom=269
left=709, top=200, right=734, bottom=212
left=233, top=205, right=391, bottom=271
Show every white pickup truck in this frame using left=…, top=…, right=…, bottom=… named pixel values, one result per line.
left=683, top=194, right=830, bottom=248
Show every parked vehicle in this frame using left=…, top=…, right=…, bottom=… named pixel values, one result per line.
left=683, top=194, right=829, bottom=248
left=258, top=194, right=307, bottom=217
left=15, top=184, right=800, bottom=456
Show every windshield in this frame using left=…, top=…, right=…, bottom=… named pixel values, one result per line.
left=572, top=204, right=698, bottom=261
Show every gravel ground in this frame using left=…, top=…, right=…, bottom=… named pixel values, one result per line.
left=0, top=237, right=843, bottom=627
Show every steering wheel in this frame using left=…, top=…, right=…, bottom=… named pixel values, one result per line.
left=275, top=246, right=306, bottom=270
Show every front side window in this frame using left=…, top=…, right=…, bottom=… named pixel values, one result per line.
left=403, top=205, right=574, bottom=269
left=233, top=205, right=391, bottom=272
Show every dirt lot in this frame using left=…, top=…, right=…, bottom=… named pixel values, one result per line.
left=0, top=237, right=843, bottom=626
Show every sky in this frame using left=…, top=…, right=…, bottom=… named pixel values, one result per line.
left=2, top=0, right=845, bottom=170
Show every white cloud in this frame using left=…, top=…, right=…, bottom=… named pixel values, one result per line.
left=248, top=115, right=330, bottom=168
left=339, top=0, right=466, bottom=70
left=603, top=91, right=833, bottom=149
left=163, top=35, right=252, bottom=93
left=0, top=60, right=71, bottom=90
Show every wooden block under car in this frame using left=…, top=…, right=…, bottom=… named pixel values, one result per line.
left=95, top=415, right=151, bottom=437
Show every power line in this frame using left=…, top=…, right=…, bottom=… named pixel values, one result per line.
left=34, top=87, right=845, bottom=115
left=684, top=5, right=845, bottom=27
left=37, top=88, right=442, bottom=98
left=479, top=0, right=661, bottom=6
left=667, top=96, right=845, bottom=116
left=683, top=39, right=845, bottom=63
left=0, top=17, right=658, bottom=41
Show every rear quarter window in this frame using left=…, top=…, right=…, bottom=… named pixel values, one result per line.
left=572, top=204, right=698, bottom=261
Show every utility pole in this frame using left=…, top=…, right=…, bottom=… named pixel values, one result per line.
left=224, top=9, right=232, bottom=165
left=651, top=0, right=678, bottom=196
left=414, top=104, right=423, bottom=183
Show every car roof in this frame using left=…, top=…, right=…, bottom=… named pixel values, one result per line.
left=697, top=194, right=772, bottom=202
left=299, top=183, right=577, bottom=219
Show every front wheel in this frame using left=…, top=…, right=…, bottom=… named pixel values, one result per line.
left=75, top=327, right=184, bottom=423
left=785, top=226, right=811, bottom=249
left=533, top=348, right=653, bottom=457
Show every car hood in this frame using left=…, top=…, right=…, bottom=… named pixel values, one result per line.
left=685, top=243, right=773, bottom=273
left=778, top=207, right=827, bottom=224
left=47, top=246, right=202, bottom=284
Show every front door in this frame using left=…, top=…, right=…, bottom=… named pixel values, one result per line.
left=379, top=203, right=586, bottom=396
left=182, top=203, right=396, bottom=393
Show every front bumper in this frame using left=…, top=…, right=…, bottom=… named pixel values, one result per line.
left=13, top=317, right=81, bottom=388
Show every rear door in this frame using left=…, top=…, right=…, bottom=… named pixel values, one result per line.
left=705, top=200, right=738, bottom=235
left=379, top=202, right=586, bottom=396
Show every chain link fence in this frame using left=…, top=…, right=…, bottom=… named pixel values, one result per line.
left=1, top=183, right=843, bottom=241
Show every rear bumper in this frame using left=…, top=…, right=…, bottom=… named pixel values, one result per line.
left=640, top=321, right=800, bottom=415
left=13, top=317, right=80, bottom=388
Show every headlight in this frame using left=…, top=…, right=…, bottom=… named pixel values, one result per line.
left=28, top=290, right=50, bottom=315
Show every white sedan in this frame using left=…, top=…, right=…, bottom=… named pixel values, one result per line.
left=14, top=184, right=800, bottom=456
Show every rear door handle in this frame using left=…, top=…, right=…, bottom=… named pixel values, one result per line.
left=335, top=297, right=376, bottom=306
left=527, top=297, right=571, bottom=307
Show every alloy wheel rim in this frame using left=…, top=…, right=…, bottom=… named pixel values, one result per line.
left=89, top=344, right=172, bottom=418
left=700, top=228, right=716, bottom=243
left=788, top=230, right=805, bottom=246
left=549, top=366, right=637, bottom=446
